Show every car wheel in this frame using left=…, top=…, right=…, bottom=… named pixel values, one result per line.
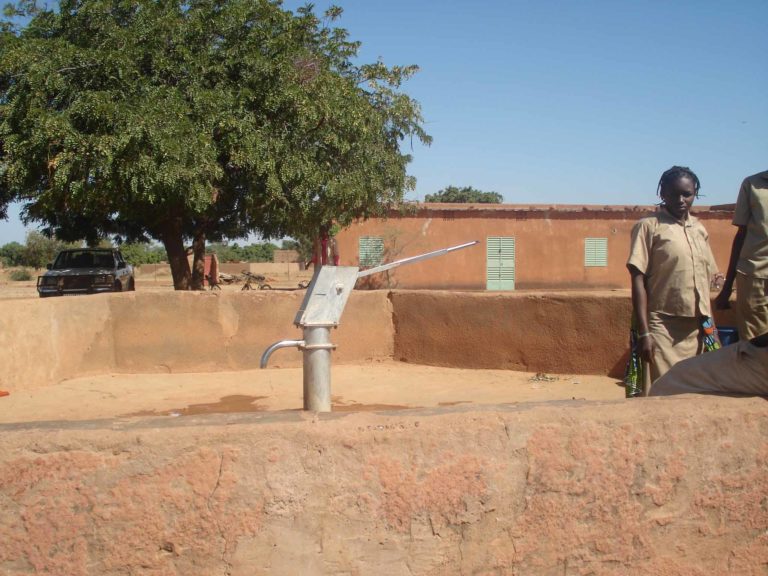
left=128, top=278, right=135, bottom=291
left=114, top=280, right=122, bottom=292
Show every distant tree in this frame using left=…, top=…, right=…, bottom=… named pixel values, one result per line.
left=207, top=242, right=276, bottom=263
left=238, top=243, right=276, bottom=263
left=424, top=186, right=503, bottom=204
left=118, top=243, right=167, bottom=266
left=207, top=243, right=240, bottom=264
left=21, top=231, right=79, bottom=268
left=0, top=241, right=25, bottom=267
left=280, top=239, right=301, bottom=251
left=0, top=0, right=430, bottom=290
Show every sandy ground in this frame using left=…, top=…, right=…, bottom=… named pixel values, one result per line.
left=0, top=361, right=624, bottom=424
left=0, top=266, right=314, bottom=299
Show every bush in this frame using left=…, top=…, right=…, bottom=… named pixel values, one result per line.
left=9, top=268, right=32, bottom=281
left=119, top=242, right=167, bottom=266
left=0, top=241, right=25, bottom=267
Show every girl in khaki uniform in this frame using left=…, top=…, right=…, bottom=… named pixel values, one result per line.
left=627, top=166, right=721, bottom=386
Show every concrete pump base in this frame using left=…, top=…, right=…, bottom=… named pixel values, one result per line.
left=0, top=289, right=763, bottom=575
left=2, top=397, right=767, bottom=575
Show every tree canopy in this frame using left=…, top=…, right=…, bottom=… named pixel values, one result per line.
left=424, top=186, right=503, bottom=204
left=0, top=0, right=430, bottom=288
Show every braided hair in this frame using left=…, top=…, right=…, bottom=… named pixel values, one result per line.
left=657, top=166, right=701, bottom=198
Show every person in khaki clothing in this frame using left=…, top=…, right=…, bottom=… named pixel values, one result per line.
left=714, top=170, right=768, bottom=339
left=650, top=332, right=768, bottom=397
left=627, top=166, right=720, bottom=385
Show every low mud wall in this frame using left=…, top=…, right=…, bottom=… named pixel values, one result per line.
left=0, top=291, right=394, bottom=391
left=392, top=291, right=632, bottom=376
left=0, top=290, right=739, bottom=391
left=2, top=397, right=766, bottom=575
left=391, top=291, right=739, bottom=377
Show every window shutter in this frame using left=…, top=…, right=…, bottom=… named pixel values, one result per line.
left=584, top=238, right=608, bottom=267
left=358, top=236, right=384, bottom=267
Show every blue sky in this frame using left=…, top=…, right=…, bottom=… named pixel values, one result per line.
left=2, top=0, right=766, bottom=244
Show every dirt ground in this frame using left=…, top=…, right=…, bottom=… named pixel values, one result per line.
left=0, top=265, right=313, bottom=299
left=0, top=361, right=624, bottom=424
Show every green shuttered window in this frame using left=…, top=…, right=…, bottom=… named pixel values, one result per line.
left=359, top=236, right=384, bottom=267
left=584, top=238, right=608, bottom=267
left=486, top=236, right=515, bottom=290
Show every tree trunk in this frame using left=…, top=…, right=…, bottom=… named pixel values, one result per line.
left=159, top=218, right=191, bottom=290
left=191, top=230, right=206, bottom=290
left=313, top=235, right=323, bottom=272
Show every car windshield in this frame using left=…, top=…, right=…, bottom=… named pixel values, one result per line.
left=53, top=251, right=115, bottom=269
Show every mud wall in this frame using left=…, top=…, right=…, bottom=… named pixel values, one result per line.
left=2, top=396, right=766, bottom=575
left=391, top=290, right=632, bottom=376
left=335, top=205, right=735, bottom=290
left=0, top=291, right=394, bottom=391
left=0, top=290, right=739, bottom=391
left=391, top=291, right=738, bottom=377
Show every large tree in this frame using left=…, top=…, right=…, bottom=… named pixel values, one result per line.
left=0, top=0, right=430, bottom=288
left=425, top=186, right=503, bottom=204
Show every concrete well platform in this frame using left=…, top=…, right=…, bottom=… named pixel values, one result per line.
left=2, top=397, right=767, bottom=575
left=0, top=289, right=764, bottom=575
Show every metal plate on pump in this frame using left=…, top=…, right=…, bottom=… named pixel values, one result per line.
left=294, top=266, right=360, bottom=327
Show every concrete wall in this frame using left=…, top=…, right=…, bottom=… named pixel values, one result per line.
left=273, top=249, right=301, bottom=263
left=335, top=204, right=736, bottom=290
left=1, top=397, right=767, bottom=575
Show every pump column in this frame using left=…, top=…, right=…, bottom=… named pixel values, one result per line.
left=302, top=325, right=335, bottom=411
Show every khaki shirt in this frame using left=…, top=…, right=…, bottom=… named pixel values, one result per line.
left=734, top=170, right=768, bottom=278
left=627, top=209, right=717, bottom=317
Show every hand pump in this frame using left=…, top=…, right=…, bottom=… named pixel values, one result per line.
left=260, top=241, right=478, bottom=411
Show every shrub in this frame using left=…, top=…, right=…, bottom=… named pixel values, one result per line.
left=0, top=241, right=25, bottom=267
left=119, top=242, right=167, bottom=266
left=9, top=268, right=33, bottom=281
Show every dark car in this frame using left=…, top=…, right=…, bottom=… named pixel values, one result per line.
left=37, top=248, right=135, bottom=297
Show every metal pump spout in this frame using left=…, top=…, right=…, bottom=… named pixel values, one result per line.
left=260, top=339, right=304, bottom=369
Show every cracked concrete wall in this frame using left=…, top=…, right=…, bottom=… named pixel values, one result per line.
left=1, top=396, right=766, bottom=575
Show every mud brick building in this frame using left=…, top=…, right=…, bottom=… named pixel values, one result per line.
left=335, top=203, right=736, bottom=290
